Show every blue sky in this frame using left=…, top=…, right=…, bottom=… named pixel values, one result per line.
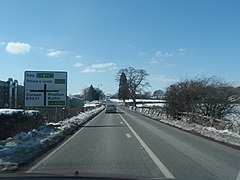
left=0, top=0, right=240, bottom=95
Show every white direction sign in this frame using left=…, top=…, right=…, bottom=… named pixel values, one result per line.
left=24, top=71, right=67, bottom=107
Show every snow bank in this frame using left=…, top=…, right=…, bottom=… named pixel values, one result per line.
left=136, top=103, right=164, bottom=107
left=84, top=104, right=98, bottom=108
left=224, top=105, right=240, bottom=124
left=0, top=106, right=104, bottom=173
left=0, top=109, right=39, bottom=116
left=158, top=119, right=240, bottom=147
left=0, top=109, right=23, bottom=115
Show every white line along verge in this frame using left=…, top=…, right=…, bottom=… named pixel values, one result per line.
left=26, top=118, right=94, bottom=173
left=118, top=113, right=175, bottom=179
left=236, top=170, right=240, bottom=180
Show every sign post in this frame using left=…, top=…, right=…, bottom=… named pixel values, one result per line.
left=24, top=71, right=67, bottom=107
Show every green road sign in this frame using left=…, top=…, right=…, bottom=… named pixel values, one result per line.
left=24, top=71, right=67, bottom=107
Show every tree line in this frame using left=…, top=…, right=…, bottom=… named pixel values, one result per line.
left=83, top=85, right=104, bottom=102
left=83, top=66, right=238, bottom=122
left=165, top=76, right=238, bottom=120
left=116, top=67, right=239, bottom=121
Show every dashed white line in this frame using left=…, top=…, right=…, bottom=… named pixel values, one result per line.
left=118, top=113, right=175, bottom=179
left=126, top=133, right=132, bottom=138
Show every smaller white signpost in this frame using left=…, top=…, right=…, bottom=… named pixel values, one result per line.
left=24, top=71, right=67, bottom=107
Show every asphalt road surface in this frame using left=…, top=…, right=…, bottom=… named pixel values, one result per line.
left=24, top=107, right=240, bottom=180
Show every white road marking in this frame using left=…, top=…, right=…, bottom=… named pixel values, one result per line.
left=236, top=170, right=240, bottom=180
left=26, top=119, right=94, bottom=173
left=118, top=113, right=175, bottom=179
left=120, top=122, right=123, bottom=124
left=126, top=133, right=132, bottom=138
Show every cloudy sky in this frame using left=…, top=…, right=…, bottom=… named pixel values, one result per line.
left=0, top=0, right=240, bottom=95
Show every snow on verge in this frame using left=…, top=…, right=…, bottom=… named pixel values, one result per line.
left=127, top=106, right=240, bottom=148
left=157, top=119, right=240, bottom=147
left=0, top=106, right=104, bottom=173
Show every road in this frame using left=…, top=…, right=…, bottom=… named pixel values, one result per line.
left=24, top=107, right=240, bottom=180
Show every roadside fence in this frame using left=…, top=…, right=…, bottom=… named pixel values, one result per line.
left=127, top=106, right=239, bottom=133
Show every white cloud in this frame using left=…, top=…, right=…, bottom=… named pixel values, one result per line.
left=109, top=66, right=118, bottom=70
left=151, top=75, right=177, bottom=85
left=165, top=64, right=176, bottom=67
left=155, top=50, right=173, bottom=57
left=178, top=48, right=186, bottom=52
left=177, top=48, right=187, bottom=55
left=0, top=41, right=6, bottom=46
left=91, top=63, right=116, bottom=69
left=165, top=52, right=173, bottom=57
left=149, top=60, right=158, bottom=64
left=82, top=62, right=117, bottom=73
left=138, top=51, right=147, bottom=56
left=97, top=70, right=106, bottom=73
left=37, top=47, right=44, bottom=51
left=73, top=62, right=83, bottom=68
left=75, top=55, right=82, bottom=59
left=155, top=48, right=186, bottom=58
left=5, top=42, right=31, bottom=54
left=82, top=67, right=96, bottom=73
left=47, top=49, right=67, bottom=58
left=155, top=50, right=162, bottom=56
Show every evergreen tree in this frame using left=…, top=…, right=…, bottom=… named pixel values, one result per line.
left=153, top=89, right=165, bottom=99
left=118, top=72, right=129, bottom=103
left=86, top=85, right=99, bottom=101
left=117, top=67, right=150, bottom=107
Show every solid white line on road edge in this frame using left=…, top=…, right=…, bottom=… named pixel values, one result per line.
left=26, top=118, right=95, bottom=173
left=236, top=170, right=240, bottom=180
left=118, top=113, right=175, bottom=179
left=126, top=133, right=132, bottom=138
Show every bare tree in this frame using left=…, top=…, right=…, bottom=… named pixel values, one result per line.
left=193, top=77, right=236, bottom=119
left=165, top=76, right=236, bottom=120
left=117, top=67, right=150, bottom=106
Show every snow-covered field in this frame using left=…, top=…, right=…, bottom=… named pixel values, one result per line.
left=109, top=98, right=165, bottom=103
left=0, top=106, right=104, bottom=173
left=109, top=99, right=165, bottom=108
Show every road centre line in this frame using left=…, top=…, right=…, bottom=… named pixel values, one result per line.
left=118, top=113, right=175, bottom=179
left=126, top=133, right=132, bottom=138
left=26, top=117, right=94, bottom=173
